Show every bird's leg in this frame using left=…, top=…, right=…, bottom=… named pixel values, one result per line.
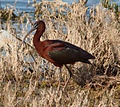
left=59, top=67, right=63, bottom=82
left=65, top=65, right=72, bottom=78
left=57, top=68, right=62, bottom=91
left=63, top=64, right=72, bottom=90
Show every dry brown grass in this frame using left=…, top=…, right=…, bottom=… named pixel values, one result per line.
left=0, top=1, right=120, bottom=107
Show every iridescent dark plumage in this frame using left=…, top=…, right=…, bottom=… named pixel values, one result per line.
left=48, top=40, right=95, bottom=66
left=23, top=20, right=95, bottom=88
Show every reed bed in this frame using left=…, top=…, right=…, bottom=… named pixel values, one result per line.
left=0, top=0, right=120, bottom=106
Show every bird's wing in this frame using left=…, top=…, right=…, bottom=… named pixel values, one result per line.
left=48, top=40, right=95, bottom=64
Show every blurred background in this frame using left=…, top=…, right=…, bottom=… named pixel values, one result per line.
left=0, top=0, right=120, bottom=14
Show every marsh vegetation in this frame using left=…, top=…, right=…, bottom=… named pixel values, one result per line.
left=0, top=0, right=120, bottom=106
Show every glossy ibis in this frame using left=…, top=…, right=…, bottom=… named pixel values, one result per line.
left=22, top=20, right=95, bottom=88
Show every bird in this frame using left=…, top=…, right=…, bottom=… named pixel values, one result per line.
left=22, top=20, right=95, bottom=89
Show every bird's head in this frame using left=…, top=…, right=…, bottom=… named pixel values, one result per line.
left=33, top=20, right=45, bottom=31
left=22, top=20, right=45, bottom=43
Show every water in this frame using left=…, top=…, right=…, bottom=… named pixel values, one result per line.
left=0, top=0, right=98, bottom=13
left=0, top=0, right=36, bottom=13
left=0, top=0, right=119, bottom=14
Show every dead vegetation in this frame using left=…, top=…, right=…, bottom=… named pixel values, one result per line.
left=0, top=0, right=120, bottom=107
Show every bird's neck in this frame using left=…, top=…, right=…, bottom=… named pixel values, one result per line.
left=33, top=29, right=43, bottom=46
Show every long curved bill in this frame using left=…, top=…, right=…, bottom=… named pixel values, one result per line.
left=22, top=27, right=36, bottom=43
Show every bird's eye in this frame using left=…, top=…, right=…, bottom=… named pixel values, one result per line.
left=33, top=23, right=38, bottom=29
